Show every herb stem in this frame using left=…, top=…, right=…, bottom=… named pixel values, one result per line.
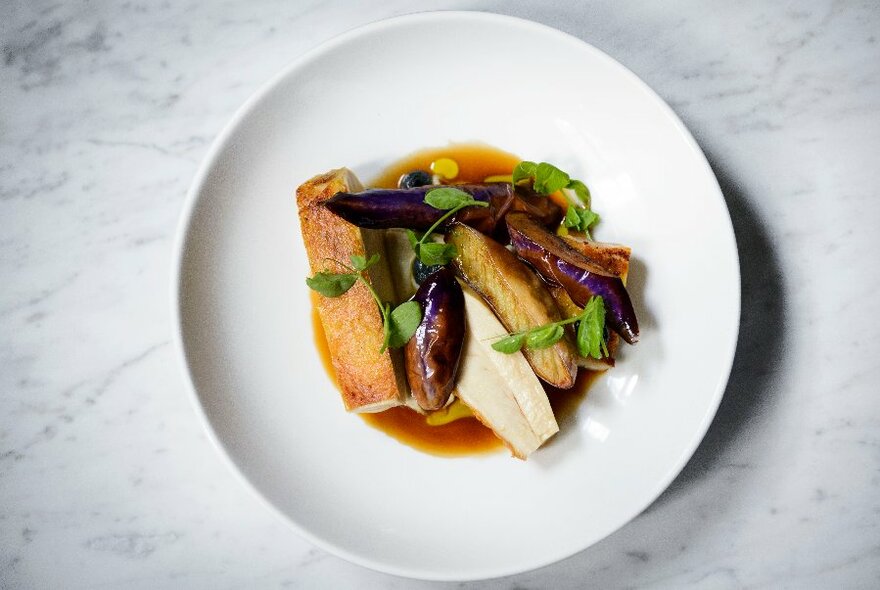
left=324, top=256, right=390, bottom=330
left=504, top=311, right=583, bottom=340
left=350, top=269, right=394, bottom=352
left=356, top=274, right=385, bottom=318
left=417, top=200, right=488, bottom=250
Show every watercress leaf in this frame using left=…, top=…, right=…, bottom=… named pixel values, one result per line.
left=578, top=208, right=599, bottom=230
left=305, top=272, right=357, bottom=297
left=566, top=179, right=591, bottom=208
left=579, top=296, right=607, bottom=359
left=575, top=316, right=585, bottom=357
left=580, top=208, right=600, bottom=240
left=386, top=300, right=423, bottom=348
left=424, top=187, right=475, bottom=211
left=563, top=205, right=581, bottom=229
left=534, top=162, right=570, bottom=194
left=350, top=254, right=367, bottom=271
left=405, top=230, right=423, bottom=259
left=364, top=253, right=380, bottom=269
left=419, top=242, right=457, bottom=266
left=576, top=314, right=590, bottom=358
left=525, top=323, right=565, bottom=349
left=492, top=333, right=525, bottom=354
left=512, top=161, right=537, bottom=185
left=380, top=302, right=392, bottom=352
left=562, top=206, right=600, bottom=234
left=405, top=229, right=421, bottom=248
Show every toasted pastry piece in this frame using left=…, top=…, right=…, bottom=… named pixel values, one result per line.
left=454, top=286, right=558, bottom=459
left=297, top=169, right=407, bottom=412
left=446, top=223, right=577, bottom=389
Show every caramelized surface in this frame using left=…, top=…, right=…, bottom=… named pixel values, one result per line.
left=312, top=143, right=598, bottom=457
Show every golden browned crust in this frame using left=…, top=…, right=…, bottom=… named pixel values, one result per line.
left=297, top=169, right=405, bottom=412
left=561, top=236, right=631, bottom=282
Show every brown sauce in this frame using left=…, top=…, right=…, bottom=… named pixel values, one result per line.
left=312, top=143, right=597, bottom=457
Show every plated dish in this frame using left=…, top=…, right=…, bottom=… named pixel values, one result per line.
left=173, top=12, right=740, bottom=580
left=299, top=144, right=639, bottom=459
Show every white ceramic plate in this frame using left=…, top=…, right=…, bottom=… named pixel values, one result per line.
left=173, top=12, right=740, bottom=581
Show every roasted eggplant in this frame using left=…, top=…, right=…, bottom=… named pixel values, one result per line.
left=323, top=183, right=563, bottom=236
left=446, top=222, right=577, bottom=388
left=404, top=267, right=466, bottom=411
left=506, top=212, right=639, bottom=344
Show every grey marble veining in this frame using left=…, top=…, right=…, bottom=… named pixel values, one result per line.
left=2, top=0, right=879, bottom=588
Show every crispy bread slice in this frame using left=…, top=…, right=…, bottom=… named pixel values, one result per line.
left=297, top=169, right=407, bottom=412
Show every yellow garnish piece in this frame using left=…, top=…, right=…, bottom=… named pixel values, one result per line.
left=484, top=174, right=513, bottom=183
left=425, top=398, right=474, bottom=425
left=431, top=157, right=459, bottom=180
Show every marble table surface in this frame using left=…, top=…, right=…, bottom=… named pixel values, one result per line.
left=2, top=1, right=878, bottom=588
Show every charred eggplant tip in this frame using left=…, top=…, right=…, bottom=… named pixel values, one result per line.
left=622, top=328, right=639, bottom=345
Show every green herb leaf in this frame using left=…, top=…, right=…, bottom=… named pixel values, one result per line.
left=513, top=161, right=593, bottom=216
left=350, top=253, right=379, bottom=271
left=491, top=333, right=525, bottom=353
left=380, top=302, right=392, bottom=353
left=525, top=324, right=565, bottom=349
left=512, top=161, right=538, bottom=185
left=562, top=205, right=600, bottom=234
left=307, top=253, right=424, bottom=355
left=305, top=272, right=357, bottom=297
left=350, top=255, right=367, bottom=271
left=534, top=162, right=570, bottom=194
left=424, top=187, right=476, bottom=211
left=418, top=242, right=457, bottom=266
left=492, top=295, right=607, bottom=357
left=577, top=296, right=607, bottom=359
left=576, top=314, right=590, bottom=358
left=385, top=300, right=423, bottom=349
left=564, top=205, right=581, bottom=228
left=579, top=208, right=599, bottom=230
left=405, top=230, right=422, bottom=260
left=405, top=229, right=421, bottom=248
left=566, top=179, right=591, bottom=208
left=407, top=191, right=485, bottom=266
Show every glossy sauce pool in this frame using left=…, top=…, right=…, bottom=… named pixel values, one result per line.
left=312, top=144, right=597, bottom=457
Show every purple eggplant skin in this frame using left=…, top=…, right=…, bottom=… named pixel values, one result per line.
left=324, top=183, right=513, bottom=235
left=323, top=184, right=563, bottom=237
left=405, top=266, right=466, bottom=411
left=506, top=213, right=640, bottom=344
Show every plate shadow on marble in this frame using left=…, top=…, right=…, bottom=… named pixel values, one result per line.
left=657, top=148, right=787, bottom=500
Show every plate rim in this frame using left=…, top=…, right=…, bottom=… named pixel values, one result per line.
left=170, top=10, right=741, bottom=581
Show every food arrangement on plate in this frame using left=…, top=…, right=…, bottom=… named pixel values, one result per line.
left=297, top=145, right=639, bottom=459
